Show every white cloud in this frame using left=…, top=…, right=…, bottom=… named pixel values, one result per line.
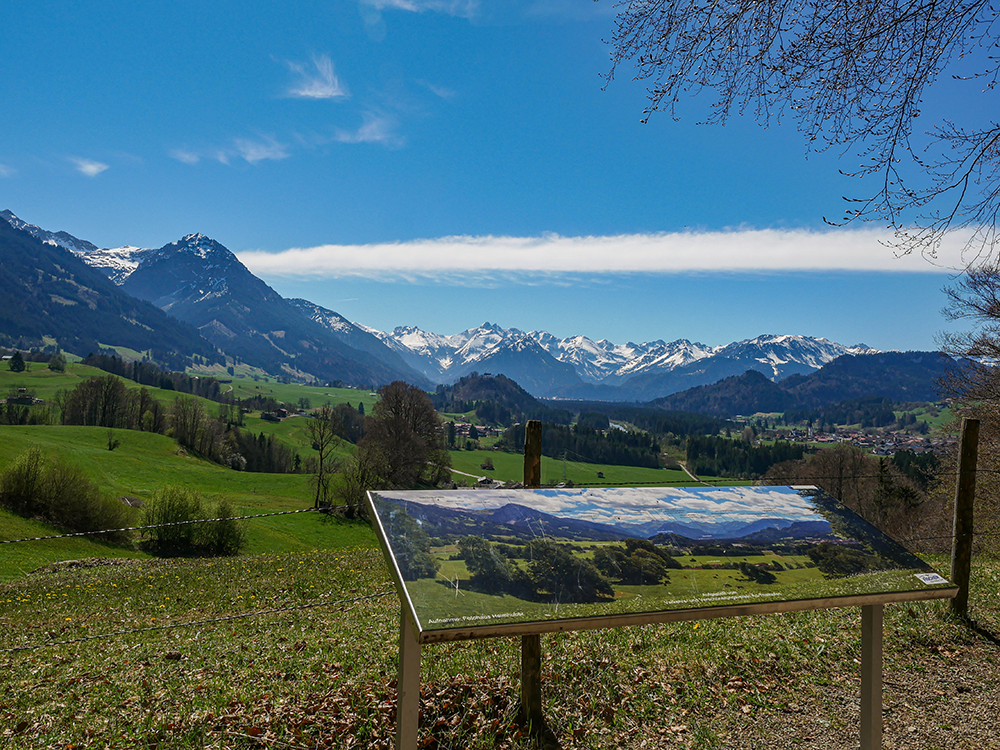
left=232, top=136, right=290, bottom=164
left=416, top=80, right=456, bottom=99
left=170, top=149, right=200, bottom=165
left=0, top=163, right=14, bottom=177
left=71, top=158, right=108, bottom=177
left=334, top=113, right=405, bottom=147
left=239, top=227, right=965, bottom=280
left=174, top=137, right=289, bottom=166
left=285, top=54, right=349, bottom=100
left=361, top=0, right=478, bottom=18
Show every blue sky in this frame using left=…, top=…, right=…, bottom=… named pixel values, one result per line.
left=0, top=1, right=978, bottom=350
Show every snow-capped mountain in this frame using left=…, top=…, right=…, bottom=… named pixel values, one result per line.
left=1, top=208, right=883, bottom=400
left=0, top=209, right=154, bottom=284
left=0, top=209, right=100, bottom=255
left=78, top=245, right=151, bottom=284
left=373, top=323, right=876, bottom=399
left=711, top=334, right=856, bottom=380
left=530, top=334, right=715, bottom=384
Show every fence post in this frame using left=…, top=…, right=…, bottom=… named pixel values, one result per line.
left=523, top=420, right=542, bottom=489
left=950, top=417, right=979, bottom=619
left=520, top=420, right=545, bottom=732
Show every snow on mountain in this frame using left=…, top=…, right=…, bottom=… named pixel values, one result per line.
left=1, top=209, right=99, bottom=255
left=372, top=323, right=879, bottom=395
left=79, top=245, right=152, bottom=284
left=455, top=322, right=526, bottom=365
left=710, top=334, right=859, bottom=379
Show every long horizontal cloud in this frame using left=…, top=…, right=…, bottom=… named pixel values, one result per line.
left=239, top=227, right=964, bottom=280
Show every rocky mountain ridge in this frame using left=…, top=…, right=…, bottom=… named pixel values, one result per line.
left=2, top=209, right=896, bottom=401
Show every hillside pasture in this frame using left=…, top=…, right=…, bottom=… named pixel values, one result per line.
left=447, top=449, right=741, bottom=487
left=220, top=378, right=380, bottom=413
left=1, top=548, right=997, bottom=749
left=0, top=425, right=353, bottom=572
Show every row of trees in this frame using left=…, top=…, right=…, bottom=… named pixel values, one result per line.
left=0, top=447, right=246, bottom=556
left=459, top=536, right=614, bottom=604
left=498, top=421, right=662, bottom=469
left=57, top=374, right=301, bottom=474
left=82, top=353, right=226, bottom=400
left=686, top=436, right=807, bottom=479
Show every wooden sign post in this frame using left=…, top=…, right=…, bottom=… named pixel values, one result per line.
left=520, top=419, right=546, bottom=734
left=951, top=417, right=979, bottom=619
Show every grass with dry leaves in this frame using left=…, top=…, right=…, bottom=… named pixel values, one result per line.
left=2, top=539, right=999, bottom=749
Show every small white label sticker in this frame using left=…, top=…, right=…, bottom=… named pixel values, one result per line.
left=915, top=572, right=948, bottom=585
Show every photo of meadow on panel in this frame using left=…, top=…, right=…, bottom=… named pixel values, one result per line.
left=368, top=486, right=952, bottom=633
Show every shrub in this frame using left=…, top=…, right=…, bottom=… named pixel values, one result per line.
left=0, top=446, right=45, bottom=515
left=141, top=486, right=203, bottom=553
left=42, top=462, right=133, bottom=544
left=141, top=487, right=246, bottom=556
left=0, top=447, right=134, bottom=544
left=200, top=497, right=247, bottom=556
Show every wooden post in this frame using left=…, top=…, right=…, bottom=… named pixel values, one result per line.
left=523, top=420, right=542, bottom=489
left=396, top=608, right=420, bottom=750
left=520, top=419, right=545, bottom=733
left=520, top=630, right=544, bottom=730
left=951, top=417, right=979, bottom=619
left=860, top=604, right=883, bottom=750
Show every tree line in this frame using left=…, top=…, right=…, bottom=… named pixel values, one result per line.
left=547, top=400, right=725, bottom=439
left=685, top=435, right=808, bottom=479
left=57, top=373, right=301, bottom=474
left=498, top=421, right=663, bottom=468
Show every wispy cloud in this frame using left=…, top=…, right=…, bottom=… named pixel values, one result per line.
left=416, top=80, right=456, bottom=99
left=0, top=163, right=14, bottom=177
left=284, top=54, right=349, bottom=100
left=239, top=227, right=963, bottom=281
left=71, top=158, right=108, bottom=177
left=334, top=113, right=405, bottom=147
left=169, top=149, right=201, bottom=165
left=361, top=0, right=479, bottom=18
left=170, top=136, right=290, bottom=166
left=232, top=136, right=290, bottom=164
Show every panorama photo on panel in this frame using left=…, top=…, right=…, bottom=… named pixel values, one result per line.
left=368, top=486, right=952, bottom=636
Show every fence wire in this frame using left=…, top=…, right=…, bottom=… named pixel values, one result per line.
left=0, top=590, right=395, bottom=655
left=0, top=507, right=322, bottom=546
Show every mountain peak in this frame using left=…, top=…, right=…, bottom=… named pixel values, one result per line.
left=1, top=209, right=100, bottom=255
left=158, top=233, right=234, bottom=262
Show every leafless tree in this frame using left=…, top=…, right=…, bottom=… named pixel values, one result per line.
left=605, top=0, right=1000, bottom=262
left=305, top=403, right=341, bottom=509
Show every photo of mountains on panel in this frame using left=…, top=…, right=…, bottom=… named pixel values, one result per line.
left=367, top=486, right=953, bottom=637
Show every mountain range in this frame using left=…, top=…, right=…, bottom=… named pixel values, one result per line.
left=1, top=209, right=944, bottom=406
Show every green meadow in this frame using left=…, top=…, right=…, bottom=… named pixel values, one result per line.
left=446, top=448, right=742, bottom=487
left=0, top=424, right=369, bottom=579
left=1, top=547, right=995, bottom=749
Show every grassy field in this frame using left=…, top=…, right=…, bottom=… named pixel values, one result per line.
left=0, top=425, right=342, bottom=576
left=218, top=378, right=380, bottom=412
left=1, top=543, right=997, bottom=749
left=446, top=449, right=744, bottom=487
left=0, top=363, right=226, bottom=414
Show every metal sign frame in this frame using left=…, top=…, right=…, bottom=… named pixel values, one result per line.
left=366, top=486, right=956, bottom=749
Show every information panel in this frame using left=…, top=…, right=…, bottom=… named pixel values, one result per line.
left=367, top=486, right=954, bottom=642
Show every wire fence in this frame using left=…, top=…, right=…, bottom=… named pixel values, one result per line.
left=0, top=506, right=323, bottom=545
left=3, top=468, right=997, bottom=657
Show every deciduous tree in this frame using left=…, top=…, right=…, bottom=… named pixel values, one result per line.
left=305, top=403, right=341, bottom=509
